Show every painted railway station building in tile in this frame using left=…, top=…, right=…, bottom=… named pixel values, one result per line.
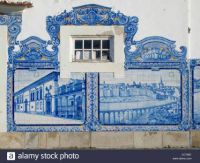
left=14, top=72, right=86, bottom=121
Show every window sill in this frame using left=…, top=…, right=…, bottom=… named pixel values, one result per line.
left=72, top=60, right=112, bottom=63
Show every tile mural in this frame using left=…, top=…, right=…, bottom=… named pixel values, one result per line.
left=14, top=69, right=86, bottom=125
left=99, top=70, right=181, bottom=125
left=193, top=66, right=200, bottom=124
left=1, top=4, right=198, bottom=131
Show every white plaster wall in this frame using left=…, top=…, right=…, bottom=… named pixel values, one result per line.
left=189, top=0, right=200, bottom=58
left=17, top=0, right=188, bottom=56
left=0, top=26, right=8, bottom=132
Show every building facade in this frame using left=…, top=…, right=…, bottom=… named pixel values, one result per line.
left=56, top=79, right=85, bottom=120
left=1, top=1, right=199, bottom=132
left=100, top=78, right=178, bottom=100
left=14, top=72, right=86, bottom=121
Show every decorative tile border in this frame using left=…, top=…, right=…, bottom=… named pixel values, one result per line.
left=7, top=70, right=90, bottom=132
left=12, top=36, right=59, bottom=69
left=46, top=4, right=138, bottom=63
left=126, top=36, right=187, bottom=63
left=0, top=14, right=22, bottom=65
left=94, top=66, right=189, bottom=131
left=190, top=60, right=200, bottom=129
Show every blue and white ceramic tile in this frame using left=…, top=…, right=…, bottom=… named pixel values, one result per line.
left=99, top=70, right=181, bottom=125
left=14, top=70, right=86, bottom=125
left=0, top=4, right=192, bottom=131
left=190, top=60, right=200, bottom=129
left=193, top=66, right=200, bottom=124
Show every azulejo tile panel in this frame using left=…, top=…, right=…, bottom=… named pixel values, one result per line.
left=190, top=60, right=200, bottom=129
left=95, top=61, right=189, bottom=131
left=99, top=70, right=182, bottom=125
left=14, top=69, right=86, bottom=125
left=193, top=66, right=200, bottom=123
left=0, top=4, right=197, bottom=132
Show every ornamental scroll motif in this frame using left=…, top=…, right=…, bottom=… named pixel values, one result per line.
left=12, top=36, right=58, bottom=68
left=0, top=14, right=22, bottom=63
left=46, top=4, right=138, bottom=62
left=126, top=36, right=187, bottom=63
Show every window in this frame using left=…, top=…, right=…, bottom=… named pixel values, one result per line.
left=40, top=88, right=43, bottom=100
left=36, top=89, right=39, bottom=100
left=40, top=101, right=43, bottom=110
left=30, top=92, right=33, bottom=101
left=73, top=38, right=111, bottom=62
left=19, top=95, right=22, bottom=103
left=30, top=91, right=35, bottom=101
left=60, top=26, right=124, bottom=78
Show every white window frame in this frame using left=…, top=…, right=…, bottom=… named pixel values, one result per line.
left=73, top=36, right=113, bottom=62
left=60, top=26, right=125, bottom=78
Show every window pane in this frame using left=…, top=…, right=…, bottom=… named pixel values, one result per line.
left=102, top=50, right=110, bottom=60
left=75, top=50, right=83, bottom=60
left=83, top=50, right=92, bottom=60
left=93, top=40, right=101, bottom=49
left=93, top=50, right=101, bottom=60
left=75, top=40, right=83, bottom=49
left=84, top=40, right=92, bottom=49
left=102, top=40, right=110, bottom=49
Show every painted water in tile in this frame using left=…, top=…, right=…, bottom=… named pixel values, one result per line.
left=99, top=70, right=181, bottom=125
left=14, top=70, right=86, bottom=125
left=194, top=66, right=200, bottom=124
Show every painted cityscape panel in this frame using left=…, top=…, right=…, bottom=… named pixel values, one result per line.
left=194, top=66, right=200, bottom=124
left=99, top=69, right=181, bottom=125
left=14, top=70, right=86, bottom=125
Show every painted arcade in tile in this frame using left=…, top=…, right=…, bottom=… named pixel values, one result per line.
left=100, top=70, right=181, bottom=125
